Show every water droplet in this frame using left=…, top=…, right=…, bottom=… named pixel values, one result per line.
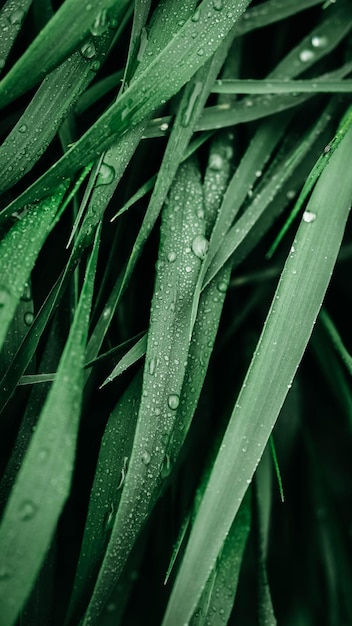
left=24, top=311, right=34, bottom=326
left=91, top=60, right=101, bottom=72
left=167, top=251, right=177, bottom=263
left=102, top=307, right=111, bottom=319
left=136, top=27, right=148, bottom=63
left=197, top=48, right=204, bottom=56
left=299, top=49, right=314, bottom=62
left=168, top=394, right=180, bottom=410
left=209, top=153, right=223, bottom=171
left=141, top=450, right=151, bottom=465
left=192, top=9, right=200, bottom=21
left=311, top=35, right=328, bottom=48
left=255, top=170, right=262, bottom=177
left=96, top=162, right=115, bottom=186
left=80, top=42, right=96, bottom=59
left=192, top=235, right=209, bottom=260
left=90, top=9, right=108, bottom=36
left=9, top=9, right=25, bottom=25
left=217, top=280, right=228, bottom=293
left=104, top=503, right=115, bottom=532
left=19, top=500, right=37, bottom=521
left=185, top=266, right=192, bottom=273
left=286, top=189, right=296, bottom=199
left=149, top=357, right=157, bottom=375
left=160, top=122, right=169, bottom=131
left=303, top=210, right=316, bottom=223
left=20, top=282, right=32, bottom=302
left=161, top=454, right=172, bottom=478
left=213, top=0, right=223, bottom=10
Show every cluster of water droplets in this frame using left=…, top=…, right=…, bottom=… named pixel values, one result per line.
left=298, top=33, right=329, bottom=63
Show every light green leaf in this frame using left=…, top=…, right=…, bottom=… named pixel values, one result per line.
left=161, top=115, right=352, bottom=626
left=0, top=225, right=100, bottom=626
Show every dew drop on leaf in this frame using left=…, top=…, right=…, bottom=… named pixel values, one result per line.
left=167, top=251, right=177, bottom=263
left=141, top=450, right=151, bottom=465
left=303, top=210, right=316, bottom=223
left=168, top=394, right=180, bottom=410
left=96, top=163, right=115, bottom=186
left=19, top=500, right=37, bottom=521
left=299, top=49, right=314, bottom=62
left=90, top=10, right=108, bottom=36
left=9, top=9, right=25, bottom=25
left=24, top=311, right=34, bottom=326
left=18, top=124, right=28, bottom=134
left=311, top=35, right=328, bottom=48
left=192, top=235, right=209, bottom=260
left=80, top=42, right=96, bottom=59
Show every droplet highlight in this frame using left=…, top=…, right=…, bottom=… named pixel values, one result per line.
left=303, top=210, right=316, bottom=223
left=167, top=394, right=180, bottom=410
left=192, top=235, right=209, bottom=260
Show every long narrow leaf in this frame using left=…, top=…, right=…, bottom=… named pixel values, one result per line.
left=161, top=115, right=352, bottom=626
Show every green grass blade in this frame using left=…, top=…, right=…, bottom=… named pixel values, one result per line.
left=161, top=116, right=352, bottom=626
left=82, top=157, right=206, bottom=624
left=0, top=0, right=131, bottom=108
left=319, top=308, right=352, bottom=375
left=0, top=11, right=121, bottom=194
left=234, top=0, right=327, bottom=37
left=212, top=79, right=352, bottom=95
left=0, top=225, right=100, bottom=626
left=101, top=333, right=147, bottom=385
left=0, top=184, right=68, bottom=353
left=0, top=0, right=32, bottom=73
left=203, top=102, right=338, bottom=287
left=191, top=490, right=251, bottom=625
left=0, top=0, right=251, bottom=219
left=65, top=371, right=142, bottom=624
left=256, top=450, right=277, bottom=626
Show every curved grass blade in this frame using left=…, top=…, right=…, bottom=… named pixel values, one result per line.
left=161, top=115, right=352, bottom=626
left=81, top=157, right=206, bottom=625
left=0, top=0, right=251, bottom=219
left=80, top=0, right=198, bottom=363
left=0, top=10, right=123, bottom=194
left=0, top=0, right=131, bottom=108
left=0, top=226, right=100, bottom=626
left=203, top=100, right=340, bottom=288
left=255, top=449, right=277, bottom=626
left=234, top=0, right=327, bottom=38
left=101, top=333, right=147, bottom=385
left=190, top=490, right=251, bottom=625
left=212, top=78, right=352, bottom=95
left=0, top=0, right=32, bottom=73
left=65, top=370, right=142, bottom=625
left=268, top=103, right=352, bottom=257
left=318, top=308, right=352, bottom=375
left=0, top=183, right=68, bottom=353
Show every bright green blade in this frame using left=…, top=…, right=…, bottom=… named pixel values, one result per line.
left=161, top=115, right=352, bottom=626
left=0, top=184, right=68, bottom=353
left=0, top=0, right=251, bottom=219
left=212, top=78, right=352, bottom=94
left=0, top=0, right=32, bottom=73
left=82, top=157, right=206, bottom=624
left=65, top=371, right=142, bottom=625
left=0, top=226, right=100, bottom=626
left=0, top=0, right=131, bottom=108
